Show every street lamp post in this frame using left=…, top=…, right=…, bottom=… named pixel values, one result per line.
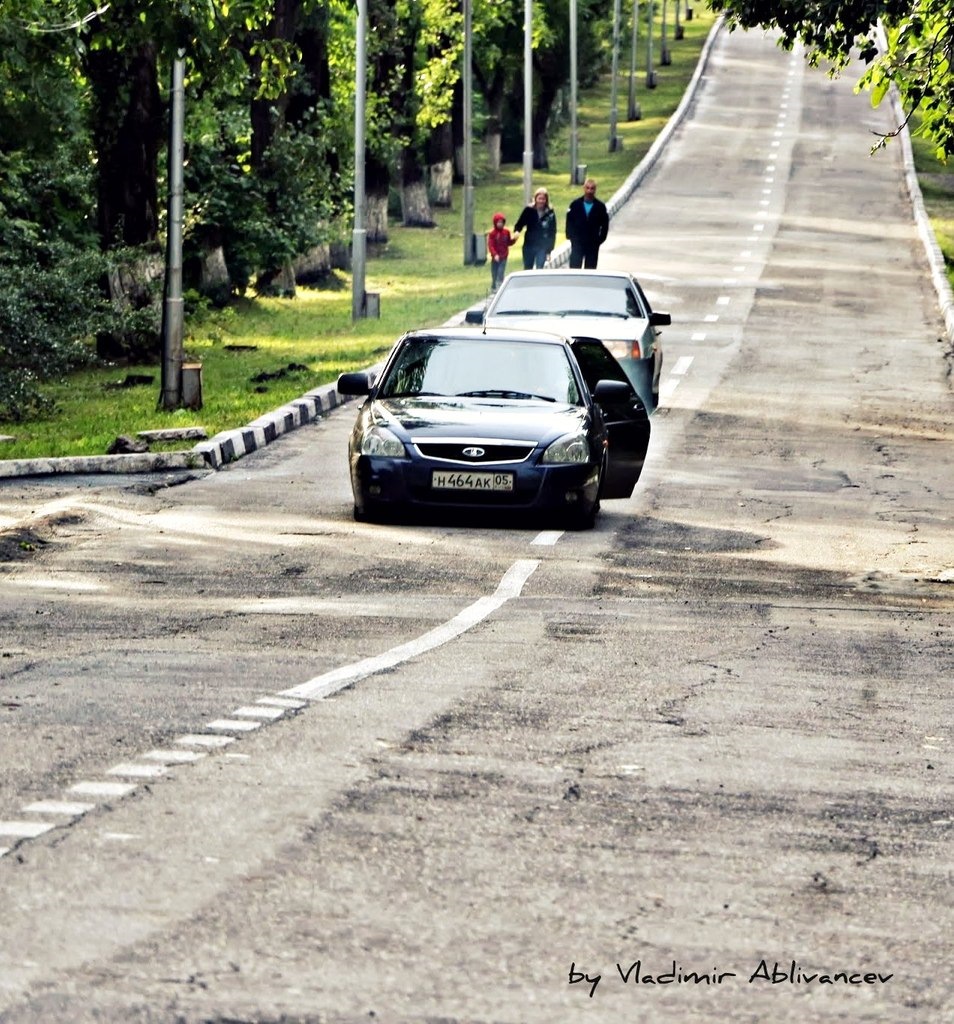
left=160, top=54, right=185, bottom=410
left=462, top=0, right=475, bottom=264
left=352, top=0, right=368, bottom=320
left=608, top=0, right=621, bottom=151
left=646, top=0, right=657, bottom=88
left=661, top=0, right=671, bottom=65
left=523, top=0, right=533, bottom=203
left=569, top=0, right=578, bottom=182
left=627, top=0, right=641, bottom=121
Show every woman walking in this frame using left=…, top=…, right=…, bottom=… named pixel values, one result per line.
left=513, top=188, right=557, bottom=270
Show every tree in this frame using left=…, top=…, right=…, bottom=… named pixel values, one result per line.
left=708, top=0, right=954, bottom=158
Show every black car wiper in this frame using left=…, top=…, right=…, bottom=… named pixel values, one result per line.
left=457, top=389, right=556, bottom=402
left=492, top=308, right=549, bottom=316
left=383, top=390, right=448, bottom=398
left=557, top=309, right=631, bottom=318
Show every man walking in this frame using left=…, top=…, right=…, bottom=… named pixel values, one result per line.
left=565, top=178, right=609, bottom=269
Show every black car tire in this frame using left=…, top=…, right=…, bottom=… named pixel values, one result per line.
left=567, top=497, right=599, bottom=531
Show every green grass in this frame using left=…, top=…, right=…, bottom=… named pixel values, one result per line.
left=911, top=133, right=954, bottom=293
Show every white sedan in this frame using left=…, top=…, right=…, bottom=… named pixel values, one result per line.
left=467, top=269, right=671, bottom=412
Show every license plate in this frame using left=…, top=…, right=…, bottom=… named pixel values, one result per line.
left=431, top=470, right=514, bottom=492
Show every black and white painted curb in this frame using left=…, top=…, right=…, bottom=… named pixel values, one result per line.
left=192, top=380, right=357, bottom=470
left=0, top=379, right=362, bottom=480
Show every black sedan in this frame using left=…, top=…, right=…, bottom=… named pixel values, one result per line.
left=336, top=327, right=650, bottom=528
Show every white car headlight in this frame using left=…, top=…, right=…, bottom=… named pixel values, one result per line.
left=360, top=425, right=407, bottom=457
left=542, top=432, right=590, bottom=464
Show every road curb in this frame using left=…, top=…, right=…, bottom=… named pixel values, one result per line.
left=0, top=380, right=356, bottom=479
left=192, top=381, right=354, bottom=470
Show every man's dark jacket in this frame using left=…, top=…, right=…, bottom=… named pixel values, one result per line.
left=565, top=196, right=609, bottom=252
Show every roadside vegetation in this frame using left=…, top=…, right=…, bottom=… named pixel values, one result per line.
left=912, top=135, right=954, bottom=292
left=0, top=8, right=718, bottom=459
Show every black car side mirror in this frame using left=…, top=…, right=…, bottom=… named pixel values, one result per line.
left=592, top=379, right=635, bottom=403
left=337, top=371, right=373, bottom=396
left=650, top=310, right=671, bottom=327
left=464, top=309, right=485, bottom=325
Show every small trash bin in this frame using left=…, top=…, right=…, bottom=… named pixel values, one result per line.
left=181, top=362, right=203, bottom=410
left=364, top=292, right=381, bottom=318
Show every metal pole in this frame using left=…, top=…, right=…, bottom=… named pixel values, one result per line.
left=569, top=0, right=578, bottom=182
left=352, top=0, right=368, bottom=320
left=160, top=54, right=185, bottom=410
left=627, top=0, right=641, bottom=120
left=523, top=0, right=533, bottom=204
left=462, top=0, right=475, bottom=264
left=661, top=0, right=671, bottom=64
left=646, top=0, right=656, bottom=88
left=609, top=0, right=621, bottom=151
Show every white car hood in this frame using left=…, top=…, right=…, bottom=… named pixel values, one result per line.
left=484, top=312, right=646, bottom=338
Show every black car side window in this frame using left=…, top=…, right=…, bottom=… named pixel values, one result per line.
left=571, top=340, right=629, bottom=392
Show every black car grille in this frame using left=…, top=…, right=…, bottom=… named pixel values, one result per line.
left=413, top=441, right=535, bottom=464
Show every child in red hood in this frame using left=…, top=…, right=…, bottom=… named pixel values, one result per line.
left=487, top=212, right=517, bottom=292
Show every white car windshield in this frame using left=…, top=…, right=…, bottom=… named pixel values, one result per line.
left=380, top=337, right=582, bottom=406
left=492, top=274, right=644, bottom=318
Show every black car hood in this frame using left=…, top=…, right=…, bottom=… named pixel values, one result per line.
left=370, top=396, right=589, bottom=442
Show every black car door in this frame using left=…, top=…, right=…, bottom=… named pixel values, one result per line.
left=571, top=338, right=651, bottom=499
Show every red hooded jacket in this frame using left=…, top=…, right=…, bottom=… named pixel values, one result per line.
left=487, top=213, right=516, bottom=261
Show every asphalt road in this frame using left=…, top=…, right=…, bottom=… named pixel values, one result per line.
left=1, top=27, right=952, bottom=1024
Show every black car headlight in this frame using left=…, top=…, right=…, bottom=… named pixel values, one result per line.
left=360, top=425, right=407, bottom=458
left=541, top=432, right=590, bottom=464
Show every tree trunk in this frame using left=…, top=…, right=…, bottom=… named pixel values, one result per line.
left=427, top=122, right=454, bottom=207
left=400, top=148, right=435, bottom=227
left=85, top=40, right=162, bottom=249
left=429, top=160, right=453, bottom=207
left=367, top=193, right=389, bottom=244
left=485, top=127, right=502, bottom=176
left=366, top=152, right=391, bottom=243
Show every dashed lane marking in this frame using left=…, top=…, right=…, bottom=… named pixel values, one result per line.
left=281, top=558, right=540, bottom=702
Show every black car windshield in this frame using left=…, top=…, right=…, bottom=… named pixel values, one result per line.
left=493, top=274, right=645, bottom=318
left=379, top=337, right=582, bottom=405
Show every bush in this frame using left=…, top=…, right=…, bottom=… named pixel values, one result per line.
left=0, top=247, right=115, bottom=421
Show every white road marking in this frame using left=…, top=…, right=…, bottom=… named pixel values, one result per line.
left=282, top=559, right=540, bottom=701
left=232, top=705, right=286, bottom=720
left=69, top=781, right=137, bottom=798
left=531, top=531, right=564, bottom=546
left=141, top=749, right=206, bottom=764
left=206, top=718, right=262, bottom=732
left=22, top=800, right=95, bottom=816
left=106, top=763, right=168, bottom=779
left=691, top=332, right=706, bottom=341
left=671, top=356, right=694, bottom=375
left=175, top=734, right=237, bottom=748
left=659, top=379, right=680, bottom=400
left=0, top=820, right=56, bottom=839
